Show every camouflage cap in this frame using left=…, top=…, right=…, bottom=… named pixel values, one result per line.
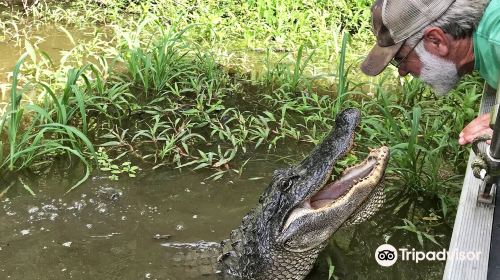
left=361, top=0, right=456, bottom=76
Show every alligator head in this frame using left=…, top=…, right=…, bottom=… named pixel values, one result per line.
left=218, top=108, right=390, bottom=279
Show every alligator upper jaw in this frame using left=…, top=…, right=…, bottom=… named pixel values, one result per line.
left=290, top=108, right=360, bottom=202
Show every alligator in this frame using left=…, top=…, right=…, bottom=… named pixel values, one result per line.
left=161, top=108, right=390, bottom=279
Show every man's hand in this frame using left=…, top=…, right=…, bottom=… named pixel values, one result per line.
left=459, top=113, right=493, bottom=145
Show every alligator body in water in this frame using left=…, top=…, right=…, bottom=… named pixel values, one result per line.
left=162, top=108, right=390, bottom=279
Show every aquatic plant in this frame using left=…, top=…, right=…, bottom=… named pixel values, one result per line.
left=0, top=54, right=96, bottom=192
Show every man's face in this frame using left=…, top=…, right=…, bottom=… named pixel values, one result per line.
left=395, top=42, right=460, bottom=96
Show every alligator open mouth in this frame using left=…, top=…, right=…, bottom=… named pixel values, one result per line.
left=281, top=146, right=390, bottom=234
left=307, top=146, right=389, bottom=210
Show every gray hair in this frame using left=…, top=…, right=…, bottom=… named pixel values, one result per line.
left=407, top=0, right=488, bottom=46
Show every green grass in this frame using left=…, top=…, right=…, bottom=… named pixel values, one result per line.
left=0, top=54, right=99, bottom=192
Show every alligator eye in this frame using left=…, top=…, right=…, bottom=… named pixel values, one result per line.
left=281, top=175, right=298, bottom=192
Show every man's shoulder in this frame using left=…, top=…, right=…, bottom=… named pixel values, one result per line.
left=474, top=0, right=500, bottom=88
left=477, top=0, right=500, bottom=41
left=484, top=0, right=500, bottom=16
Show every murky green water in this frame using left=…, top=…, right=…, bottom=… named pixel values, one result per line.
left=0, top=152, right=450, bottom=280
left=0, top=24, right=93, bottom=102
left=0, top=160, right=269, bottom=279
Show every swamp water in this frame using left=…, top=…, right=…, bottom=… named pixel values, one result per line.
left=0, top=153, right=449, bottom=280
left=0, top=24, right=97, bottom=102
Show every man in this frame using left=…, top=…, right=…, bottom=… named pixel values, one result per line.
left=360, top=0, right=498, bottom=145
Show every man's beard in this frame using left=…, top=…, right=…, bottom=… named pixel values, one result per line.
left=414, top=42, right=460, bottom=96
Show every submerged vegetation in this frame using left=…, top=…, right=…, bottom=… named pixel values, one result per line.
left=0, top=0, right=481, bottom=271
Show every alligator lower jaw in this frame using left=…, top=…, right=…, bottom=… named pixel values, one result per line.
left=306, top=146, right=389, bottom=211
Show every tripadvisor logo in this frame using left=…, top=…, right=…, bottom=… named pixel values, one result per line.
left=375, top=244, right=398, bottom=267
left=374, top=244, right=482, bottom=267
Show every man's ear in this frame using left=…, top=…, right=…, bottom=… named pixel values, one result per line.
left=423, top=27, right=450, bottom=57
